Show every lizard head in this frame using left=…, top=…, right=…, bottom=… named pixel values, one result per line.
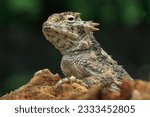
left=42, top=12, right=99, bottom=54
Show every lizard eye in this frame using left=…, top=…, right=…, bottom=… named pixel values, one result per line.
left=67, top=15, right=75, bottom=22
left=68, top=17, right=74, bottom=21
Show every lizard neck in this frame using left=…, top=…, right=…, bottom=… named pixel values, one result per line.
left=61, top=33, right=96, bottom=55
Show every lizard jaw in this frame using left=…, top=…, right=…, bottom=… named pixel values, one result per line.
left=43, top=22, right=81, bottom=53
left=42, top=22, right=79, bottom=40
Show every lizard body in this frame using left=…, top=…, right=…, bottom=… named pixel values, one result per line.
left=42, top=12, right=133, bottom=91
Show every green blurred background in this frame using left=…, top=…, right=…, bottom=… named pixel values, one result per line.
left=0, top=0, right=150, bottom=96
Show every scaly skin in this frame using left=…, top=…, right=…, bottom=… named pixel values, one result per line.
left=42, top=12, right=133, bottom=91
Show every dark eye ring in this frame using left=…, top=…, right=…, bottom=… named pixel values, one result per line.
left=67, top=17, right=75, bottom=22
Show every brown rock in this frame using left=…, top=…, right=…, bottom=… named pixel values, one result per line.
left=1, top=69, right=150, bottom=100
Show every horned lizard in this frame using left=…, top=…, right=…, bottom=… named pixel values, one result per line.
left=42, top=12, right=133, bottom=91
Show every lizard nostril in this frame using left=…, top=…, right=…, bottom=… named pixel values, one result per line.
left=46, top=34, right=50, bottom=37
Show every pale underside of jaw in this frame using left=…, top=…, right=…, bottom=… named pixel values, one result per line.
left=43, top=22, right=79, bottom=40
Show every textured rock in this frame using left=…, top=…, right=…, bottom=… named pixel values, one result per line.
left=0, top=69, right=150, bottom=100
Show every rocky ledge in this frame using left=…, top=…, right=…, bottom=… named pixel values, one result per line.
left=0, top=69, right=150, bottom=100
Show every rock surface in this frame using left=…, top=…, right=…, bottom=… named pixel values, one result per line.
left=0, top=69, right=150, bottom=100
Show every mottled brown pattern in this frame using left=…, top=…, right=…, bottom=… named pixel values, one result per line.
left=42, top=12, right=133, bottom=92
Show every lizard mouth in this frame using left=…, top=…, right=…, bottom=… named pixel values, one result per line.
left=42, top=22, right=79, bottom=40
